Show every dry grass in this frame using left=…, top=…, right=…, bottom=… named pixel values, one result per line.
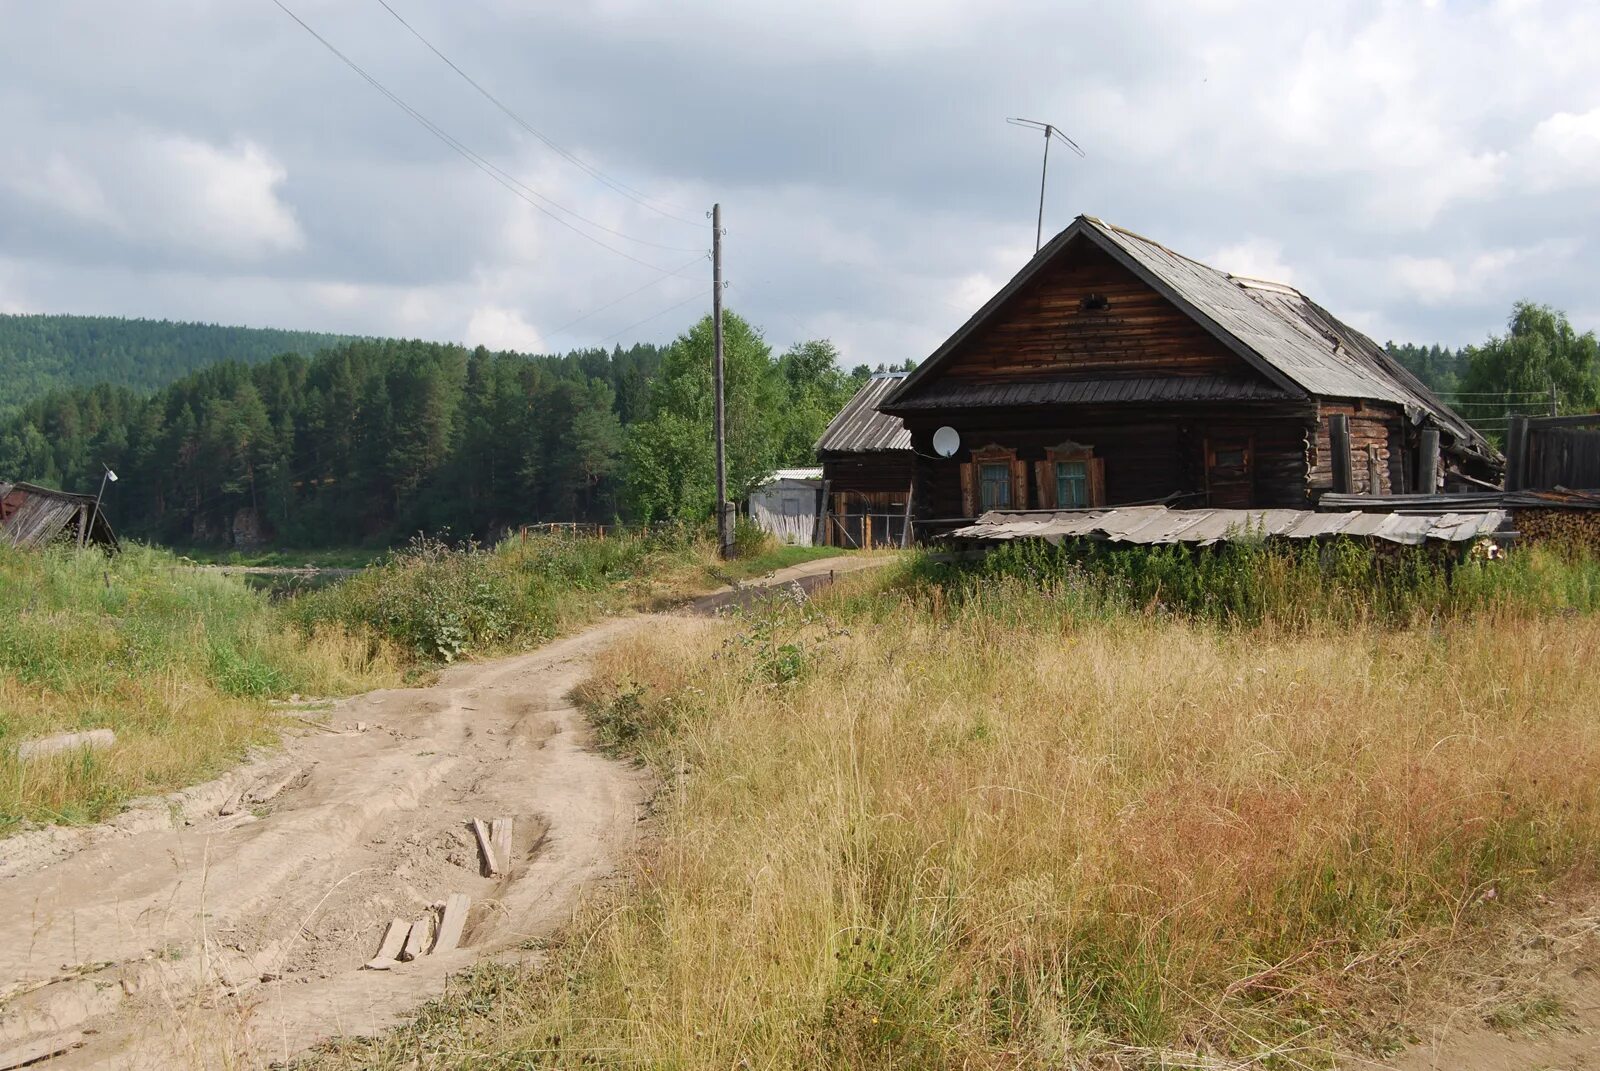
left=307, top=566, right=1600, bottom=1069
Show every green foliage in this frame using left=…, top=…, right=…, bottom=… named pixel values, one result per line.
left=624, top=315, right=869, bottom=523
left=1458, top=302, right=1600, bottom=430
left=0, top=313, right=354, bottom=421
left=289, top=528, right=702, bottom=662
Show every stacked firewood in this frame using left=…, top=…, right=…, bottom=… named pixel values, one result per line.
left=1513, top=508, right=1600, bottom=550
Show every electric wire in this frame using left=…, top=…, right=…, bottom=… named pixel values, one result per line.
left=373, top=0, right=699, bottom=227
left=596, top=288, right=713, bottom=344
left=269, top=0, right=702, bottom=269
left=542, top=253, right=707, bottom=343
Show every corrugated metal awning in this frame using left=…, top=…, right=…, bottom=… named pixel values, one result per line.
left=948, top=505, right=1509, bottom=547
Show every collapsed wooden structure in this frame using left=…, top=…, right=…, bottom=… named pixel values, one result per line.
left=0, top=481, right=119, bottom=551
left=872, top=216, right=1501, bottom=542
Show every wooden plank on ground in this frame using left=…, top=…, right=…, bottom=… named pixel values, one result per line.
left=434, top=893, right=470, bottom=953
left=491, top=817, right=513, bottom=876
left=363, top=918, right=409, bottom=970
left=400, top=916, right=433, bottom=961
left=471, top=818, right=499, bottom=876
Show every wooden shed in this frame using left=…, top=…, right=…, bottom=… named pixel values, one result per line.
left=747, top=467, right=823, bottom=545
left=1, top=481, right=119, bottom=551
left=877, top=216, right=1501, bottom=536
left=815, top=373, right=915, bottom=547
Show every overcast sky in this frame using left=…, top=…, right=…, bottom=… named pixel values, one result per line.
left=2, top=0, right=1597, bottom=367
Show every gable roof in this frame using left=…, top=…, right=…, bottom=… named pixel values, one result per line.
left=883, top=216, right=1495, bottom=461
left=815, top=372, right=913, bottom=454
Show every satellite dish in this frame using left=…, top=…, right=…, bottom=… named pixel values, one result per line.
left=932, top=426, right=961, bottom=458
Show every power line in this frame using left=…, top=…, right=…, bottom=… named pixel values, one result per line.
left=596, top=288, right=712, bottom=344
left=372, top=0, right=699, bottom=227
left=541, top=253, right=707, bottom=343
left=268, top=0, right=701, bottom=270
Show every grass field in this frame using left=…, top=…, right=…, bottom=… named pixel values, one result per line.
left=304, top=544, right=1600, bottom=1069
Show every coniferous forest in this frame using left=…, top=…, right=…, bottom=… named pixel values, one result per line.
left=0, top=312, right=880, bottom=546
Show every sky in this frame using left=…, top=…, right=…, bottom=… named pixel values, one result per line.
left=1, top=0, right=1597, bottom=367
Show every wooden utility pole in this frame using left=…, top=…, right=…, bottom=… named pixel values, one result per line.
left=712, top=204, right=733, bottom=559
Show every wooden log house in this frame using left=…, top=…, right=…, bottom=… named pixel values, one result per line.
left=876, top=216, right=1501, bottom=534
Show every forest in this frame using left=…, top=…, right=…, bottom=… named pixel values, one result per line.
left=0, top=312, right=880, bottom=546
left=0, top=313, right=356, bottom=420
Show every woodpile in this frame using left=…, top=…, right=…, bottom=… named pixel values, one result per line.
left=1513, top=508, right=1600, bottom=550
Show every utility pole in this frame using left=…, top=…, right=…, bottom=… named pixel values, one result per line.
left=1007, top=118, right=1085, bottom=254
left=712, top=203, right=733, bottom=559
left=1550, top=382, right=1560, bottom=417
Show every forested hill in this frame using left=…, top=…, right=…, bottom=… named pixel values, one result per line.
left=0, top=313, right=358, bottom=418
left=0, top=317, right=874, bottom=547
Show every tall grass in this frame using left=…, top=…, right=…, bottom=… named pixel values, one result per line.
left=305, top=544, right=1600, bottom=1069
left=0, top=544, right=401, bottom=835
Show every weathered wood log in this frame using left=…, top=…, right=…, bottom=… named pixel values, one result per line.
left=16, top=729, right=114, bottom=761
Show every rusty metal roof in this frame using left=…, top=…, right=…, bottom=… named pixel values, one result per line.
left=887, top=375, right=1289, bottom=410
left=948, top=504, right=1509, bottom=547
left=815, top=373, right=913, bottom=454
left=883, top=216, right=1496, bottom=464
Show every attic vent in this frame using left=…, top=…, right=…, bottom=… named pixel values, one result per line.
left=1079, top=293, right=1110, bottom=313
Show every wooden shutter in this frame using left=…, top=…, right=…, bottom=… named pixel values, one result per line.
left=1087, top=459, right=1106, bottom=507
left=960, top=463, right=976, bottom=517
left=1011, top=459, right=1029, bottom=510
left=1034, top=461, right=1054, bottom=509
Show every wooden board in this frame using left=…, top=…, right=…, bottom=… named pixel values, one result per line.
left=491, top=818, right=513, bottom=876
left=400, top=916, right=433, bottom=961
left=471, top=818, right=499, bottom=877
left=363, top=917, right=409, bottom=970
left=434, top=893, right=470, bottom=953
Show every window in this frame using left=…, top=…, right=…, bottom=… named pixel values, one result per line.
left=1055, top=460, right=1088, bottom=508
left=1037, top=441, right=1104, bottom=509
left=979, top=463, right=1012, bottom=509
left=781, top=496, right=801, bottom=519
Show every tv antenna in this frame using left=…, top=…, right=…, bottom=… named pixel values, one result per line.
left=1007, top=117, right=1085, bottom=253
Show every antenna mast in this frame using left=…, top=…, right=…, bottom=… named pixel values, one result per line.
left=1007, top=117, right=1085, bottom=253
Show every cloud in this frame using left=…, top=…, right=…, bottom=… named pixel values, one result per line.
left=1525, top=105, right=1600, bottom=190
left=146, top=137, right=304, bottom=258
left=1389, top=249, right=1523, bottom=305
left=1210, top=240, right=1298, bottom=286
left=465, top=305, right=544, bottom=353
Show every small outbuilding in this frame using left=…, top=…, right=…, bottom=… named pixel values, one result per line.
left=747, top=467, right=824, bottom=545
left=0, top=480, right=120, bottom=551
left=815, top=372, right=916, bottom=548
